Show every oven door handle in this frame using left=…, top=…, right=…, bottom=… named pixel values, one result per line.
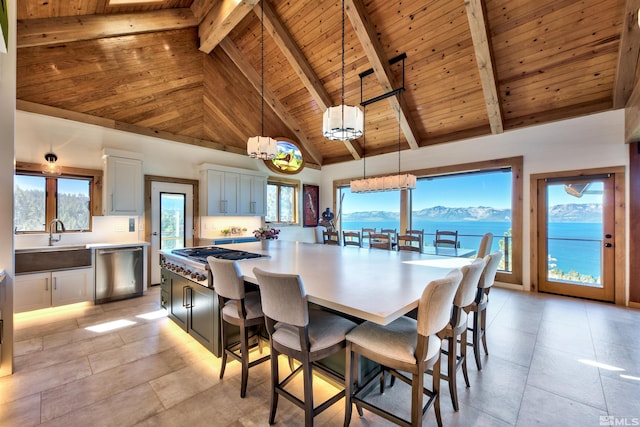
left=183, top=286, right=193, bottom=309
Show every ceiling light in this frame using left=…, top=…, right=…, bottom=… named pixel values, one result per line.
left=41, top=152, right=62, bottom=176
left=322, top=0, right=363, bottom=141
left=247, top=1, right=277, bottom=160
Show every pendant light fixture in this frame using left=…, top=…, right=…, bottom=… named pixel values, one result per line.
left=322, top=0, right=363, bottom=141
left=247, top=1, right=277, bottom=160
left=41, top=152, right=62, bottom=176
left=350, top=55, right=415, bottom=193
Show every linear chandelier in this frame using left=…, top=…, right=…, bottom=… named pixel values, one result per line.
left=322, top=0, right=363, bottom=141
left=350, top=54, right=415, bottom=193
left=248, top=1, right=277, bottom=160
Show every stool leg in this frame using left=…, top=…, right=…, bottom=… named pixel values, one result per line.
left=472, top=311, right=482, bottom=370
left=433, top=355, right=443, bottom=427
left=481, top=307, right=489, bottom=355
left=219, top=319, right=228, bottom=380
left=240, top=322, right=249, bottom=398
left=461, top=328, right=470, bottom=388
left=344, top=344, right=353, bottom=427
left=269, top=349, right=279, bottom=425
left=302, top=358, right=314, bottom=426
left=447, top=335, right=459, bottom=411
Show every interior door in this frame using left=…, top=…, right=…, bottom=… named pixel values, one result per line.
left=537, top=175, right=615, bottom=302
left=151, top=182, right=193, bottom=285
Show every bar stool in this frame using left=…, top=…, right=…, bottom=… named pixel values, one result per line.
left=465, top=251, right=502, bottom=370
left=344, top=269, right=463, bottom=427
left=207, top=257, right=270, bottom=398
left=437, top=257, right=485, bottom=411
left=252, top=267, right=357, bottom=426
left=476, top=232, right=493, bottom=258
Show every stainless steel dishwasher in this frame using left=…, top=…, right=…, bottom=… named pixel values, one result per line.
left=95, top=246, right=144, bottom=304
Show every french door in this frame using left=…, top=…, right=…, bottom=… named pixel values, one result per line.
left=537, top=174, right=615, bottom=302
left=150, top=182, right=193, bottom=285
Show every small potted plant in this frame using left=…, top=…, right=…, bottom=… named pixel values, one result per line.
left=254, top=225, right=280, bottom=249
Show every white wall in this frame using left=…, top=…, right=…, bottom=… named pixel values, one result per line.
left=320, top=109, right=628, bottom=290
left=15, top=111, right=323, bottom=245
left=0, top=0, right=16, bottom=377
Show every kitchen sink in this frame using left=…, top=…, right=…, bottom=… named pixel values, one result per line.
left=15, top=245, right=92, bottom=274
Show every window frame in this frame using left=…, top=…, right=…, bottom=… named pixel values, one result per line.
left=266, top=177, right=299, bottom=225
left=333, top=156, right=523, bottom=285
left=15, top=161, right=103, bottom=233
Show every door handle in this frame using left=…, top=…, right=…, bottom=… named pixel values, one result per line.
left=604, top=243, right=612, bottom=248
left=185, top=287, right=193, bottom=309
left=604, top=234, right=612, bottom=239
left=152, top=232, right=158, bottom=236
left=182, top=286, right=187, bottom=308
left=45, top=277, right=48, bottom=291
left=53, top=277, right=57, bottom=290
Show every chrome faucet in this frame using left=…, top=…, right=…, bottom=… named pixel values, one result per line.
left=48, top=219, right=66, bottom=246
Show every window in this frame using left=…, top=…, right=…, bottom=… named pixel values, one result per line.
left=266, top=180, right=298, bottom=224
left=14, top=165, right=101, bottom=233
left=411, top=169, right=513, bottom=272
left=334, top=156, right=523, bottom=285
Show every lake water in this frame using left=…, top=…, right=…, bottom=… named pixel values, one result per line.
left=341, top=220, right=602, bottom=279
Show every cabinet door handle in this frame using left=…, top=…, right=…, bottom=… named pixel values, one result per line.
left=182, top=286, right=187, bottom=308
left=53, top=277, right=57, bottom=290
left=184, top=287, right=193, bottom=309
left=45, top=277, right=49, bottom=291
left=250, top=201, right=255, bottom=213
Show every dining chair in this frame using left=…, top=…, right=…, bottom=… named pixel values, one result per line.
left=369, top=232, right=392, bottom=250
left=207, top=257, right=270, bottom=398
left=343, top=230, right=362, bottom=247
left=405, top=228, right=424, bottom=245
left=435, top=230, right=458, bottom=248
left=437, top=257, right=485, bottom=411
left=380, top=228, right=398, bottom=244
left=465, top=251, right=502, bottom=370
left=476, top=232, right=493, bottom=258
left=397, top=233, right=422, bottom=252
left=361, top=227, right=376, bottom=246
left=322, top=230, right=340, bottom=245
left=344, top=269, right=463, bottom=427
left=252, top=268, right=357, bottom=427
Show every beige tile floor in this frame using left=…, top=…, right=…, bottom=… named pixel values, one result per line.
left=1, top=286, right=639, bottom=426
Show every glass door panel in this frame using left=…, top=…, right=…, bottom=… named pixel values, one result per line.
left=538, top=176, right=615, bottom=302
left=160, top=192, right=186, bottom=251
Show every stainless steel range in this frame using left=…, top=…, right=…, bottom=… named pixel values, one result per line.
left=159, top=245, right=267, bottom=357
left=160, top=246, right=266, bottom=288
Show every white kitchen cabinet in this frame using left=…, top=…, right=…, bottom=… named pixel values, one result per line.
left=201, top=169, right=240, bottom=216
left=15, top=268, right=94, bottom=313
left=103, top=155, right=143, bottom=216
left=239, top=174, right=266, bottom=216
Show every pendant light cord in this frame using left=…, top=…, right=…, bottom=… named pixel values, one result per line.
left=363, top=104, right=366, bottom=179
left=341, top=0, right=345, bottom=128
left=261, top=0, right=265, bottom=136
left=398, top=93, right=401, bottom=175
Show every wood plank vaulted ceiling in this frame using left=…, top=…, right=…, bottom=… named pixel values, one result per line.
left=15, top=0, right=640, bottom=168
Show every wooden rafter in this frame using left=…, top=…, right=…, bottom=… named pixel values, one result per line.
left=219, top=37, right=323, bottom=165
left=345, top=0, right=420, bottom=150
left=625, top=71, right=640, bottom=142
left=464, top=0, right=504, bottom=134
left=198, top=0, right=258, bottom=54
left=255, top=2, right=362, bottom=160
left=613, top=0, right=640, bottom=109
left=16, top=9, right=198, bottom=48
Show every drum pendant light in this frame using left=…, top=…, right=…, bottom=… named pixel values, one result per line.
left=322, top=0, right=363, bottom=141
left=247, top=1, right=277, bottom=160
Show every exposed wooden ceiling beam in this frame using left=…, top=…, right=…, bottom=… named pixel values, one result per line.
left=219, top=37, right=324, bottom=165
left=345, top=0, right=420, bottom=150
left=464, top=0, right=504, bottom=134
left=198, top=0, right=258, bottom=54
left=16, top=9, right=198, bottom=48
left=613, top=0, right=640, bottom=109
left=255, top=2, right=362, bottom=160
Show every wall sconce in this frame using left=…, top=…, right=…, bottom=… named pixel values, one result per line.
left=41, top=152, right=62, bottom=176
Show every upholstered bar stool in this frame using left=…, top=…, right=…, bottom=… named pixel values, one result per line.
left=465, top=251, right=502, bottom=370
left=252, top=268, right=357, bottom=427
left=344, top=269, right=463, bottom=427
left=207, top=257, right=270, bottom=398
left=476, top=232, right=493, bottom=258
left=437, top=257, right=485, bottom=411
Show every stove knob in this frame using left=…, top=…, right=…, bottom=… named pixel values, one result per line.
left=190, top=271, right=198, bottom=279
left=199, top=274, right=208, bottom=281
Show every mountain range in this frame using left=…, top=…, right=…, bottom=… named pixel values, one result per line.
left=342, top=204, right=602, bottom=223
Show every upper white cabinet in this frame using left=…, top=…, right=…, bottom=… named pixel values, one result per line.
left=103, top=150, right=143, bottom=216
left=240, top=174, right=266, bottom=216
left=200, top=165, right=267, bottom=216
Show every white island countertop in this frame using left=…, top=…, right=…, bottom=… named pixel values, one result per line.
left=219, top=240, right=472, bottom=325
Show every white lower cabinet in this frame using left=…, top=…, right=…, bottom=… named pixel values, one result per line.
left=15, top=268, right=95, bottom=313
